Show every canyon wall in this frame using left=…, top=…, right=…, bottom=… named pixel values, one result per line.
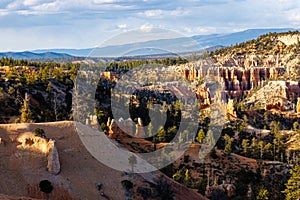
left=173, top=61, right=300, bottom=112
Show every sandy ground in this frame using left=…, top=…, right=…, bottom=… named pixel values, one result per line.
left=0, top=121, right=206, bottom=200
left=0, top=121, right=125, bottom=200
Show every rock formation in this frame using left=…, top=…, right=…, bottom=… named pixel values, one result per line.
left=47, top=140, right=61, bottom=175
left=278, top=34, right=300, bottom=46
left=226, top=99, right=236, bottom=118
left=247, top=81, right=300, bottom=111
left=108, top=119, right=119, bottom=139
left=108, top=118, right=142, bottom=138
left=17, top=133, right=61, bottom=175
left=173, top=61, right=284, bottom=99
left=195, top=85, right=210, bottom=109
left=297, top=97, right=300, bottom=113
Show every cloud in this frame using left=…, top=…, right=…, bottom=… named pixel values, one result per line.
left=285, top=8, right=300, bottom=25
left=0, top=9, right=9, bottom=16
left=1, top=0, right=136, bottom=15
left=23, top=0, right=45, bottom=6
left=140, top=8, right=190, bottom=18
left=140, top=23, right=153, bottom=32
left=170, top=8, right=190, bottom=16
left=183, top=26, right=216, bottom=35
left=92, top=0, right=121, bottom=4
left=143, top=9, right=162, bottom=17
left=0, top=0, right=300, bottom=51
left=118, top=24, right=127, bottom=29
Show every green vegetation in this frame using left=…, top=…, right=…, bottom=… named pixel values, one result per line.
left=256, top=185, right=269, bottom=200
left=121, top=180, right=134, bottom=190
left=0, top=57, right=78, bottom=123
left=20, top=93, right=33, bottom=123
left=39, top=180, right=53, bottom=194
left=34, top=128, right=46, bottom=138
left=1, top=30, right=300, bottom=200
left=213, top=30, right=300, bottom=57
left=282, top=165, right=300, bottom=200
left=196, top=128, right=205, bottom=143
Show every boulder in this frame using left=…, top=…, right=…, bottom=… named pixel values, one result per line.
left=47, top=140, right=61, bottom=175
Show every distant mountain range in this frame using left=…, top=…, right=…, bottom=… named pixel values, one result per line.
left=0, top=51, right=72, bottom=60
left=0, top=28, right=296, bottom=60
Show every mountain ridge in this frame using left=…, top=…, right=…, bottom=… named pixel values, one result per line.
left=0, top=28, right=296, bottom=59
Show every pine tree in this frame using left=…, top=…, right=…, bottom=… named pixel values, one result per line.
left=242, top=139, right=250, bottom=156
left=184, top=169, right=191, bottom=186
left=20, top=93, right=33, bottom=123
left=223, top=134, right=234, bottom=154
left=282, top=165, right=300, bottom=200
left=256, top=185, right=269, bottom=200
left=196, top=129, right=205, bottom=143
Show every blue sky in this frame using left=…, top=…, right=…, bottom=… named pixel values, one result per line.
left=0, top=0, right=300, bottom=51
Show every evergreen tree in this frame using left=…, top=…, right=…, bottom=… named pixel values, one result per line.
left=20, top=93, right=33, bottom=123
left=196, top=128, right=205, bottom=143
left=223, top=134, right=234, bottom=154
left=293, top=122, right=299, bottom=131
left=282, top=165, right=300, bottom=200
left=184, top=169, right=191, bottom=186
left=256, top=185, right=269, bottom=200
left=242, top=139, right=250, bottom=156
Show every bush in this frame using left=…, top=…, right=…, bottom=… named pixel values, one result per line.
left=34, top=128, right=45, bottom=138
left=39, top=180, right=53, bottom=194
left=121, top=180, right=133, bottom=190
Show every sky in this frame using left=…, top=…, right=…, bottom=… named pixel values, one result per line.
left=0, top=0, right=300, bottom=51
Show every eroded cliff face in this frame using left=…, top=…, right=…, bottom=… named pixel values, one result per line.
left=173, top=62, right=284, bottom=100
left=206, top=67, right=283, bottom=98
left=278, top=34, right=300, bottom=46
left=172, top=52, right=299, bottom=112
left=246, top=81, right=300, bottom=111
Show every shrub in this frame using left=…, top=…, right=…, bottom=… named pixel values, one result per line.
left=39, top=180, right=53, bottom=194
left=34, top=128, right=46, bottom=138
left=121, top=180, right=133, bottom=190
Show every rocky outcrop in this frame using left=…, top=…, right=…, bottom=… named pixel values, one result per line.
left=17, top=133, right=60, bottom=175
left=196, top=85, right=210, bottom=109
left=173, top=61, right=284, bottom=99
left=107, top=118, right=145, bottom=138
left=278, top=34, right=300, bottom=46
left=47, top=140, right=60, bottom=175
left=196, top=66, right=282, bottom=99
left=226, top=99, right=236, bottom=118
left=247, top=81, right=300, bottom=111
left=17, top=133, right=49, bottom=153
left=175, top=63, right=201, bottom=81
left=297, top=97, right=300, bottom=113
left=108, top=119, right=119, bottom=139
